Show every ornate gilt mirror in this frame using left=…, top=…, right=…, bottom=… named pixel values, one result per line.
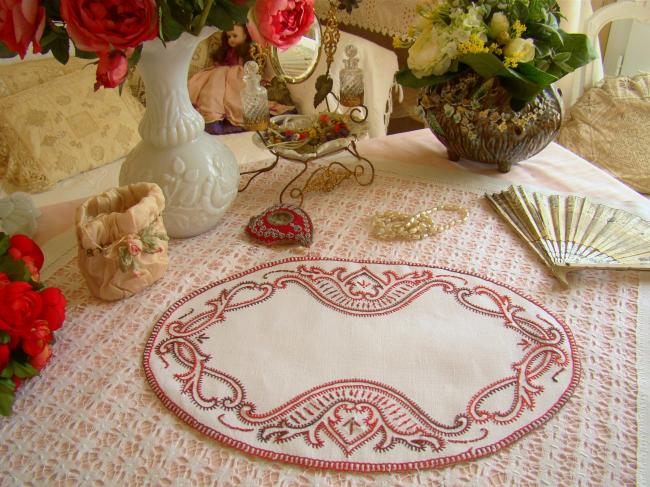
left=269, top=17, right=322, bottom=83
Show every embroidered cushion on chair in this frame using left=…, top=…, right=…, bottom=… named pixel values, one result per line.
left=558, top=74, right=650, bottom=194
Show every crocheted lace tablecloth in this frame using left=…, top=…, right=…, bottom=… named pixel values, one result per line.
left=0, top=145, right=646, bottom=485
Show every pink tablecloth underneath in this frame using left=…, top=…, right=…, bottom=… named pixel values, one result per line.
left=1, top=130, right=648, bottom=486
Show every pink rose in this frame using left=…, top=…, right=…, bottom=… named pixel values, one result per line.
left=94, top=50, right=128, bottom=90
left=247, top=0, right=315, bottom=49
left=126, top=239, right=142, bottom=256
left=0, top=0, right=45, bottom=59
left=60, top=0, right=158, bottom=53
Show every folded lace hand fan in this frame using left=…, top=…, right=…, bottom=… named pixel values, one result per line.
left=486, top=185, right=650, bottom=285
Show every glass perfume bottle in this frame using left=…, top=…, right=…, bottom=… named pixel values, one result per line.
left=339, top=45, right=364, bottom=107
left=241, top=60, right=269, bottom=131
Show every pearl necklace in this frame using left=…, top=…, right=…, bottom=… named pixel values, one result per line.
left=372, top=206, right=469, bottom=240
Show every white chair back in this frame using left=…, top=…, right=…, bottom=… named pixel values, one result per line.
left=568, top=0, right=650, bottom=108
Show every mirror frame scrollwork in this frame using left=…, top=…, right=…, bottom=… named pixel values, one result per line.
left=269, top=18, right=324, bottom=84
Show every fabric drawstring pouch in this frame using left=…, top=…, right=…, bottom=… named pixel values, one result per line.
left=76, top=183, right=169, bottom=301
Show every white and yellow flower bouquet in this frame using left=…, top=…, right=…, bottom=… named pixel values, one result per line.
left=395, top=0, right=596, bottom=108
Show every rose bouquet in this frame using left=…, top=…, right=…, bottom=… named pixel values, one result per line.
left=395, top=0, right=597, bottom=108
left=0, top=232, right=66, bottom=416
left=0, top=0, right=315, bottom=90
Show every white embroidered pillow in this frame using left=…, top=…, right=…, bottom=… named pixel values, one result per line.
left=0, top=67, right=144, bottom=193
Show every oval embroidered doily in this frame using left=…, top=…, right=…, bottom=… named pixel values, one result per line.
left=144, top=258, right=580, bottom=472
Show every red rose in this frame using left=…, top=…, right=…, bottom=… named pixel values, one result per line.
left=0, top=280, right=43, bottom=330
left=0, top=343, right=9, bottom=372
left=94, top=50, right=129, bottom=90
left=22, top=320, right=51, bottom=357
left=247, top=0, right=314, bottom=49
left=0, top=272, right=9, bottom=287
left=0, top=0, right=46, bottom=59
left=38, top=287, right=66, bottom=331
left=29, top=343, right=50, bottom=370
left=12, top=375, right=21, bottom=390
left=8, top=234, right=44, bottom=277
left=60, top=0, right=158, bottom=53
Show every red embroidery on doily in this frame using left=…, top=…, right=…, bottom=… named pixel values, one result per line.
left=144, top=257, right=580, bottom=473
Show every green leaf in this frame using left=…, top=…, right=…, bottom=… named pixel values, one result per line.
left=0, top=41, right=18, bottom=59
left=128, top=45, right=143, bottom=70
left=0, top=255, right=31, bottom=282
left=0, top=377, right=15, bottom=393
left=553, top=60, right=573, bottom=73
left=458, top=53, right=546, bottom=102
left=313, top=74, right=333, bottom=108
left=75, top=48, right=97, bottom=60
left=527, top=0, right=547, bottom=23
left=500, top=77, right=544, bottom=102
left=512, top=2, right=529, bottom=23
left=214, top=0, right=249, bottom=25
left=516, top=61, right=558, bottom=86
left=558, top=31, right=598, bottom=70
left=51, top=36, right=70, bottom=64
left=11, top=361, right=38, bottom=379
left=458, top=52, right=507, bottom=79
left=528, top=22, right=564, bottom=49
left=39, top=30, right=59, bottom=50
left=534, top=40, right=552, bottom=59
left=0, top=233, right=9, bottom=255
left=158, top=2, right=185, bottom=41
left=552, top=51, right=571, bottom=64
left=395, top=68, right=459, bottom=89
left=0, top=331, right=9, bottom=345
left=205, top=3, right=235, bottom=32
left=0, top=362, right=13, bottom=378
left=545, top=64, right=565, bottom=79
left=0, top=390, right=15, bottom=416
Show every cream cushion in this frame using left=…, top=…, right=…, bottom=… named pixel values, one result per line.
left=0, top=57, right=89, bottom=97
left=0, top=62, right=144, bottom=193
left=558, top=74, right=650, bottom=194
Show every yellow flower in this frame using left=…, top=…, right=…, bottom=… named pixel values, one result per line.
left=393, top=35, right=413, bottom=49
left=458, top=34, right=489, bottom=54
left=504, top=52, right=524, bottom=68
left=488, top=42, right=502, bottom=55
left=511, top=20, right=527, bottom=38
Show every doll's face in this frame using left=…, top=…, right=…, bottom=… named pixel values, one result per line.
left=226, top=25, right=247, bottom=48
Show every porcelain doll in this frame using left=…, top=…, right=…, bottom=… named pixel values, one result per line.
left=189, top=25, right=253, bottom=134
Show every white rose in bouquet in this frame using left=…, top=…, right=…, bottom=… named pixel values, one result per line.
left=408, top=27, right=453, bottom=77
left=488, top=12, right=510, bottom=40
left=504, top=38, right=536, bottom=63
